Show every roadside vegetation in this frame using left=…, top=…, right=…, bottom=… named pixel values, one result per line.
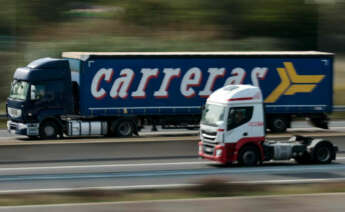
left=1, top=1, right=345, bottom=121
left=0, top=179, right=345, bottom=206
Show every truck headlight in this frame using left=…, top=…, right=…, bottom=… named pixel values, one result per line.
left=7, top=107, right=22, bottom=118
left=216, top=149, right=223, bottom=157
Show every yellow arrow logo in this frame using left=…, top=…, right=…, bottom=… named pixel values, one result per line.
left=264, top=62, right=324, bottom=103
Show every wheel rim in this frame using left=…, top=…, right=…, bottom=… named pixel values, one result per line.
left=316, top=146, right=331, bottom=162
left=118, top=121, right=132, bottom=136
left=242, top=150, right=257, bottom=165
left=44, top=125, right=56, bottom=137
left=273, top=119, right=285, bottom=130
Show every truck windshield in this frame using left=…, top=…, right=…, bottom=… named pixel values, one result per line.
left=9, top=80, right=29, bottom=101
left=201, top=104, right=225, bottom=126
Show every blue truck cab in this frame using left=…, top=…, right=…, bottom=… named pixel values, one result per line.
left=7, top=58, right=74, bottom=138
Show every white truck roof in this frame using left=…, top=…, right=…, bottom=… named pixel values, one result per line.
left=207, top=85, right=263, bottom=105
left=62, top=51, right=334, bottom=61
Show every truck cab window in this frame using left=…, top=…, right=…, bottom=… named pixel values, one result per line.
left=30, top=84, right=45, bottom=100
left=9, top=80, right=29, bottom=101
left=227, top=107, right=253, bottom=130
left=201, top=104, right=225, bottom=126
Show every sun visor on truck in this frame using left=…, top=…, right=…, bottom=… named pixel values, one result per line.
left=27, top=57, right=69, bottom=70
left=14, top=58, right=70, bottom=81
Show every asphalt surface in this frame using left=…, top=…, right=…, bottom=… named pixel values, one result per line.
left=1, top=193, right=345, bottom=212
left=0, top=136, right=343, bottom=192
left=0, top=121, right=343, bottom=193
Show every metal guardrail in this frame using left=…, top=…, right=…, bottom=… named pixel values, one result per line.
left=0, top=106, right=345, bottom=119
left=333, top=105, right=345, bottom=112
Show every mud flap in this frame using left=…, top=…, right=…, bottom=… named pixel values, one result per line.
left=309, top=115, right=329, bottom=129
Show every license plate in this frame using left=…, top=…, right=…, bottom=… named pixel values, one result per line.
left=205, top=147, right=212, bottom=152
left=10, top=130, right=16, bottom=134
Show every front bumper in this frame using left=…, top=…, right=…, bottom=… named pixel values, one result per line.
left=7, top=121, right=39, bottom=136
left=199, top=141, right=228, bottom=164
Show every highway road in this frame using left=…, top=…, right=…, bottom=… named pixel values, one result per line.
left=0, top=123, right=344, bottom=193
left=1, top=193, right=345, bottom=212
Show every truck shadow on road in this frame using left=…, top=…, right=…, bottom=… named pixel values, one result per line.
left=209, top=161, right=343, bottom=169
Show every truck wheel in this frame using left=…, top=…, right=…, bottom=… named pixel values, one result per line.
left=114, top=120, right=134, bottom=137
left=313, top=143, right=333, bottom=164
left=269, top=117, right=288, bottom=133
left=238, top=146, right=259, bottom=166
left=39, top=121, right=58, bottom=139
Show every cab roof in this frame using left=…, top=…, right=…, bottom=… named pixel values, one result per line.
left=207, top=85, right=263, bottom=105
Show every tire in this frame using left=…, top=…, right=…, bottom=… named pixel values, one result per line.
left=313, top=143, right=333, bottom=164
left=238, top=146, right=259, bottom=166
left=269, top=117, right=289, bottom=133
left=114, top=120, right=134, bottom=137
left=39, top=121, right=59, bottom=139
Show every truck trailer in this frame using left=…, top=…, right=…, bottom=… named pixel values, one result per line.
left=198, top=84, right=337, bottom=165
left=6, top=51, right=333, bottom=139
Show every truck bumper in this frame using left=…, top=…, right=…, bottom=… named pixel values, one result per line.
left=7, top=121, right=39, bottom=136
left=198, top=141, right=230, bottom=164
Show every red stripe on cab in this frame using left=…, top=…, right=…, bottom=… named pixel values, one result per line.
left=228, top=97, right=253, bottom=101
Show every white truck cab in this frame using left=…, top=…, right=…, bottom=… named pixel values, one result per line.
left=199, top=85, right=337, bottom=166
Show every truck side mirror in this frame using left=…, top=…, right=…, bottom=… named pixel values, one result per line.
left=30, top=85, right=39, bottom=101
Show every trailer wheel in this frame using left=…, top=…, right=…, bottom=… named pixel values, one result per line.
left=114, top=120, right=134, bottom=137
left=39, top=121, right=59, bottom=139
left=238, top=146, right=259, bottom=166
left=313, top=143, right=333, bottom=164
left=269, top=117, right=289, bottom=133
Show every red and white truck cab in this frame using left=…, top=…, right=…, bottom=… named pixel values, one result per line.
left=199, top=85, right=337, bottom=166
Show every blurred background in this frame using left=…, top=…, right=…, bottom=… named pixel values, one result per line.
left=0, top=0, right=345, bottom=105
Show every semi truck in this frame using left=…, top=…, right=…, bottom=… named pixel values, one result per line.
left=6, top=51, right=333, bottom=139
left=198, top=84, right=337, bottom=165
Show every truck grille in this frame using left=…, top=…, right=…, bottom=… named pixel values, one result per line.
left=202, top=141, right=216, bottom=156
left=201, top=130, right=217, bottom=143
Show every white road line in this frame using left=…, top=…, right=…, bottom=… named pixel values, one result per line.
left=0, top=184, right=195, bottom=194
left=0, top=161, right=214, bottom=172
left=236, top=178, right=345, bottom=184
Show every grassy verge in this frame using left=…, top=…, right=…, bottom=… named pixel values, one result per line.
left=0, top=119, right=6, bottom=129
left=330, top=112, right=345, bottom=120
left=0, top=180, right=345, bottom=206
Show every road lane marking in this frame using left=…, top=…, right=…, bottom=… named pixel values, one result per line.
left=0, top=184, right=195, bottom=195
left=0, top=161, right=214, bottom=172
left=237, top=178, right=345, bottom=184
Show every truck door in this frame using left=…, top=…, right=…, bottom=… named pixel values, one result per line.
left=224, top=106, right=254, bottom=143
left=29, top=81, right=65, bottom=117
